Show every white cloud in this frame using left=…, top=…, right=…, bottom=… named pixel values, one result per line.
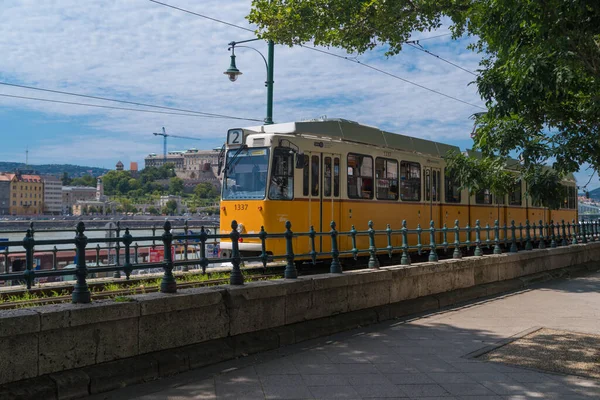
left=0, top=0, right=485, bottom=170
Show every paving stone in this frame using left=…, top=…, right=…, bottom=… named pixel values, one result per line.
left=335, top=363, right=380, bottom=374
left=427, top=373, right=477, bottom=384
left=345, top=373, right=393, bottom=386
left=384, top=373, right=436, bottom=385
left=261, top=375, right=312, bottom=399
left=254, top=358, right=299, bottom=375
left=302, top=374, right=349, bottom=386
left=353, top=383, right=407, bottom=398
left=397, top=384, right=451, bottom=397
left=440, top=382, right=496, bottom=396
left=308, top=385, right=361, bottom=399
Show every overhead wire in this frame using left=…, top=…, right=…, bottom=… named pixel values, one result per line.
left=0, top=93, right=264, bottom=121
left=299, top=46, right=485, bottom=110
left=147, top=0, right=485, bottom=110
left=405, top=43, right=477, bottom=76
left=0, top=82, right=264, bottom=122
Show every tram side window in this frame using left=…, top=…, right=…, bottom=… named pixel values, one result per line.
left=324, top=157, right=332, bottom=197
left=347, top=154, right=374, bottom=199
left=311, top=155, right=320, bottom=196
left=269, top=147, right=294, bottom=200
left=400, top=161, right=421, bottom=201
left=302, top=155, right=309, bottom=196
left=569, top=186, right=577, bottom=209
left=509, top=180, right=522, bottom=205
left=375, top=158, right=399, bottom=200
left=476, top=189, right=493, bottom=204
left=562, top=186, right=577, bottom=209
left=334, top=158, right=340, bottom=197
left=444, top=171, right=461, bottom=203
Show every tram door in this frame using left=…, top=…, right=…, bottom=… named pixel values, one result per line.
left=424, top=167, right=442, bottom=229
left=305, top=152, right=341, bottom=254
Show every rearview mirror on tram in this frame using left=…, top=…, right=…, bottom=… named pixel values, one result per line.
left=296, top=153, right=307, bottom=169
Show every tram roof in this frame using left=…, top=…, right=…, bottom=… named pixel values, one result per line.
left=248, top=119, right=460, bottom=159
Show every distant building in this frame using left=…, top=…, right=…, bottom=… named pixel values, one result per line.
left=0, top=173, right=15, bottom=215
left=145, top=148, right=220, bottom=187
left=42, top=175, right=62, bottom=215
left=130, top=162, right=139, bottom=178
left=116, top=161, right=124, bottom=171
left=9, top=172, right=44, bottom=215
left=62, top=186, right=96, bottom=215
left=145, top=152, right=185, bottom=170
left=158, top=195, right=182, bottom=214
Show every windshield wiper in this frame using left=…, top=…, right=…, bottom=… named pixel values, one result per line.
left=223, top=145, right=247, bottom=175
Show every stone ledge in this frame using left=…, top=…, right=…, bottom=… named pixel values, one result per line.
left=6, top=263, right=592, bottom=400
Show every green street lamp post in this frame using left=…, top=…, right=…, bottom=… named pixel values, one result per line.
left=224, top=38, right=274, bottom=124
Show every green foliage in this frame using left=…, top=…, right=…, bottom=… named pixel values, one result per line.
left=194, top=182, right=218, bottom=199
left=71, top=174, right=96, bottom=187
left=249, top=0, right=600, bottom=182
left=169, top=177, right=185, bottom=195
left=147, top=206, right=160, bottom=216
left=445, top=151, right=517, bottom=196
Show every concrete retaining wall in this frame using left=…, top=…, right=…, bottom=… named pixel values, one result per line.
left=1, top=243, right=600, bottom=398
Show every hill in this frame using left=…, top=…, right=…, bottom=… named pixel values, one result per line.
left=0, top=162, right=109, bottom=177
left=587, top=187, right=600, bottom=201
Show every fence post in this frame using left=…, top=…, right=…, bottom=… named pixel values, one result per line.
left=503, top=222, right=509, bottom=248
left=416, top=224, right=423, bottom=255
left=561, top=220, right=568, bottom=246
left=519, top=223, right=524, bottom=246
left=566, top=222, right=572, bottom=245
left=525, top=220, right=533, bottom=250
left=259, top=226, right=268, bottom=270
left=493, top=220, right=502, bottom=254
left=199, top=227, right=209, bottom=274
left=453, top=220, right=462, bottom=259
left=350, top=225, right=358, bottom=260
left=572, top=220, right=578, bottom=245
left=368, top=220, right=380, bottom=268
left=474, top=220, right=482, bottom=256
left=151, top=224, right=157, bottom=249
left=485, top=223, right=491, bottom=249
left=229, top=220, right=243, bottom=285
left=161, top=220, right=177, bottom=292
left=510, top=220, right=518, bottom=253
left=22, top=229, right=35, bottom=290
left=428, top=221, right=438, bottom=261
left=134, top=243, right=139, bottom=264
left=581, top=221, right=588, bottom=244
left=330, top=221, right=342, bottom=273
left=52, top=245, right=58, bottom=271
left=401, top=220, right=411, bottom=265
left=122, top=228, right=133, bottom=280
left=182, top=219, right=189, bottom=272
left=465, top=223, right=471, bottom=252
left=550, top=220, right=557, bottom=248
left=309, top=225, right=317, bottom=264
left=72, top=222, right=91, bottom=303
left=538, top=220, right=546, bottom=249
left=442, top=223, right=449, bottom=253
left=284, top=221, right=297, bottom=279
left=113, top=221, right=121, bottom=278
left=386, top=224, right=393, bottom=259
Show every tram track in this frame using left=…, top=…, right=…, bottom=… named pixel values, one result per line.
left=0, top=272, right=283, bottom=310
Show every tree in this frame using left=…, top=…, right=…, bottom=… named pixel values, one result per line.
left=165, top=199, right=178, bottom=216
left=169, top=177, right=184, bottom=195
left=61, top=172, right=71, bottom=186
left=148, top=206, right=160, bottom=216
left=71, top=175, right=96, bottom=187
left=249, top=1, right=600, bottom=199
left=194, top=182, right=218, bottom=199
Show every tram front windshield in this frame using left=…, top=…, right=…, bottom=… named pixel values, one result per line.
left=222, top=148, right=269, bottom=200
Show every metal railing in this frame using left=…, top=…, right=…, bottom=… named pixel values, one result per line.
left=0, top=218, right=597, bottom=304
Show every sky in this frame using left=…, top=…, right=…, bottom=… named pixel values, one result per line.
left=0, top=0, right=597, bottom=190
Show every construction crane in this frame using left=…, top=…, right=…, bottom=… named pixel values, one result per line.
left=153, top=127, right=202, bottom=161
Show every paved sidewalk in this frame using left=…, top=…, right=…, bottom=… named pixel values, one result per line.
left=92, top=272, right=600, bottom=399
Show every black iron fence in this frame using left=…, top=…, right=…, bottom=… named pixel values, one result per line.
left=0, top=218, right=598, bottom=304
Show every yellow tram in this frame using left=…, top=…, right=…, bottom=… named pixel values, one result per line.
left=218, top=119, right=577, bottom=259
